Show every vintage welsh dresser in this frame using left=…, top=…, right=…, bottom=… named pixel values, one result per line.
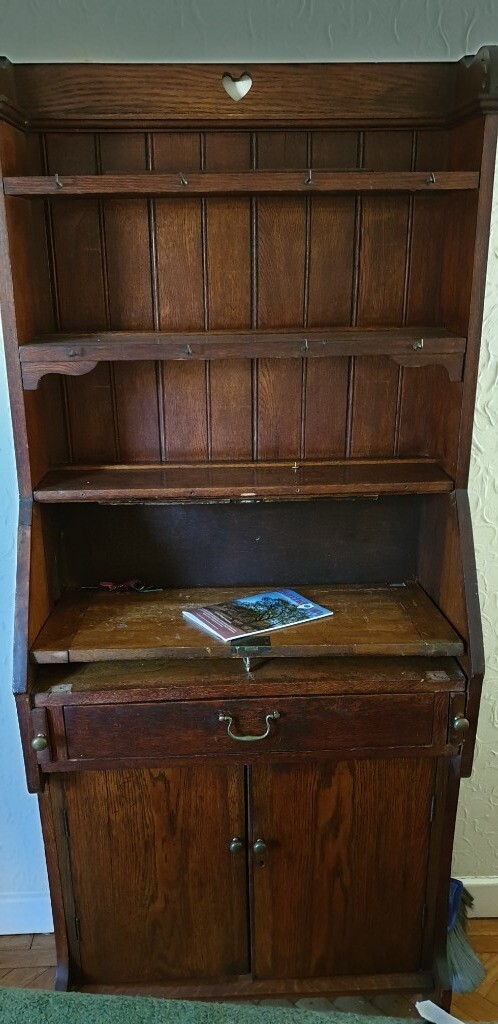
left=0, top=51, right=496, bottom=1005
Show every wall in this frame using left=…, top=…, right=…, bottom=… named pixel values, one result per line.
left=0, top=0, right=497, bottom=932
left=0, top=343, right=52, bottom=932
left=452, top=163, right=498, bottom=914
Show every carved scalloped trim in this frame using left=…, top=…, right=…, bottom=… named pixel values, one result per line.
left=461, top=45, right=498, bottom=96
left=22, top=353, right=463, bottom=390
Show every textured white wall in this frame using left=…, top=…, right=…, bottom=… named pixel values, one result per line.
left=452, top=163, right=498, bottom=902
left=0, top=0, right=498, bottom=63
left=0, top=0, right=497, bottom=932
left=0, top=342, right=52, bottom=932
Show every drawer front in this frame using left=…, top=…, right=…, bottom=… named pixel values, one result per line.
left=63, top=693, right=435, bottom=761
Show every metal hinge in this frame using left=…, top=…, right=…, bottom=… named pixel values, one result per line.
left=62, top=808, right=70, bottom=838
left=74, top=915, right=81, bottom=942
left=429, top=794, right=436, bottom=823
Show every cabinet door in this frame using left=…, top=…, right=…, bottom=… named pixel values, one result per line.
left=56, top=766, right=248, bottom=984
left=250, top=758, right=435, bottom=979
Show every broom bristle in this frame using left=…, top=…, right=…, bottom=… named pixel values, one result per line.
left=448, top=885, right=486, bottom=994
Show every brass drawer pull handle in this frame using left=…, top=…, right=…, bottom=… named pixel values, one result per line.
left=218, top=710, right=280, bottom=742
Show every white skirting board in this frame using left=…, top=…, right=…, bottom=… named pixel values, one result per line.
left=0, top=893, right=53, bottom=935
left=461, top=877, right=498, bottom=917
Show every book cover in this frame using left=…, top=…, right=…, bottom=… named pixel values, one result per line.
left=182, top=589, right=333, bottom=642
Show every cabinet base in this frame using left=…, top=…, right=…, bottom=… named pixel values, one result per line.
left=69, top=970, right=434, bottom=1000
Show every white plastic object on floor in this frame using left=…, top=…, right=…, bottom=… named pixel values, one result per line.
left=416, top=999, right=462, bottom=1024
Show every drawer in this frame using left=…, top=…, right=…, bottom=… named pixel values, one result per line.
left=62, top=693, right=437, bottom=761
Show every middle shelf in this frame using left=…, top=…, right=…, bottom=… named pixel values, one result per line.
left=31, top=581, right=463, bottom=664
left=33, top=459, right=454, bottom=503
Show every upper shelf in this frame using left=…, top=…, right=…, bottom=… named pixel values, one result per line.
left=30, top=581, right=464, bottom=664
left=20, top=327, right=466, bottom=390
left=3, top=170, right=480, bottom=197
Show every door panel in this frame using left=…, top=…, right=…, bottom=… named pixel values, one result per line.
left=56, top=766, right=248, bottom=984
left=250, top=758, right=435, bottom=979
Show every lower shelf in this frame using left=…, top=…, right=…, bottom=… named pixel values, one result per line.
left=31, top=581, right=464, bottom=664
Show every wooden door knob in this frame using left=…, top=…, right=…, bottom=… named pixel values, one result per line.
left=31, top=733, right=49, bottom=752
left=452, top=715, right=470, bottom=735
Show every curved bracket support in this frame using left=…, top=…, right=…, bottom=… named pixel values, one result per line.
left=21, top=360, right=99, bottom=390
left=391, top=353, right=464, bottom=382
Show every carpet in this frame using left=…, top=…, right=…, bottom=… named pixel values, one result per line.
left=0, top=989, right=415, bottom=1024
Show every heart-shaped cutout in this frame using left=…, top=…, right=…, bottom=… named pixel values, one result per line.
left=222, top=72, right=252, bottom=102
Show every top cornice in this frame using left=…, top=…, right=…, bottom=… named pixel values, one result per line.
left=0, top=48, right=497, bottom=131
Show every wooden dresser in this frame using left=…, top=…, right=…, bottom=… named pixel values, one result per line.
left=1, top=52, right=496, bottom=1005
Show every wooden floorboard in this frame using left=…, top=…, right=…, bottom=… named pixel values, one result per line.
left=0, top=923, right=497, bottom=1017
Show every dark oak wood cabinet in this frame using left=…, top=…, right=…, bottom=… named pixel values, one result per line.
left=54, top=767, right=249, bottom=984
left=1, top=52, right=496, bottom=1004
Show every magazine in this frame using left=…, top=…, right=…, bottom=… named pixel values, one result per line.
left=182, top=589, right=333, bottom=642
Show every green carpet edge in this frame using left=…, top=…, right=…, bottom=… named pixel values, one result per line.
left=0, top=987, right=417, bottom=1024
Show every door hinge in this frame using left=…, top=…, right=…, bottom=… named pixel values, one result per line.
left=421, top=903, right=427, bottom=930
left=429, top=794, right=436, bottom=823
left=62, top=808, right=70, bottom=838
left=74, top=915, right=81, bottom=942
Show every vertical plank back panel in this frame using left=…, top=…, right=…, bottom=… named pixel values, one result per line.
left=406, top=131, right=448, bottom=326
left=99, top=133, right=152, bottom=330
left=13, top=132, right=69, bottom=479
left=397, top=367, right=434, bottom=457
left=205, top=132, right=253, bottom=460
left=44, top=133, right=115, bottom=463
left=352, top=132, right=412, bottom=456
left=66, top=365, right=118, bottom=463
left=308, top=131, right=358, bottom=325
left=44, top=134, right=106, bottom=330
left=154, top=133, right=208, bottom=461
left=303, top=359, right=349, bottom=457
left=357, top=131, right=412, bottom=325
left=99, top=133, right=160, bottom=463
left=305, top=131, right=358, bottom=457
left=154, top=133, right=204, bottom=330
left=350, top=356, right=400, bottom=457
left=398, top=130, right=456, bottom=466
left=256, top=132, right=307, bottom=459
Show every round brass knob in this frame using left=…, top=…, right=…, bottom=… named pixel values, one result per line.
left=253, top=838, right=267, bottom=855
left=452, top=715, right=470, bottom=735
left=31, top=733, right=49, bottom=752
left=229, top=837, right=243, bottom=854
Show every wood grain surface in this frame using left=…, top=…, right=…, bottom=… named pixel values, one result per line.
left=31, top=582, right=463, bottom=664
left=250, top=758, right=435, bottom=978
left=3, top=171, right=480, bottom=196
left=33, top=459, right=454, bottom=502
left=61, top=692, right=436, bottom=761
left=31, top=655, right=465, bottom=705
left=11, top=55, right=498, bottom=126
left=0, top=54, right=494, bottom=1000
left=56, top=767, right=248, bottom=983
